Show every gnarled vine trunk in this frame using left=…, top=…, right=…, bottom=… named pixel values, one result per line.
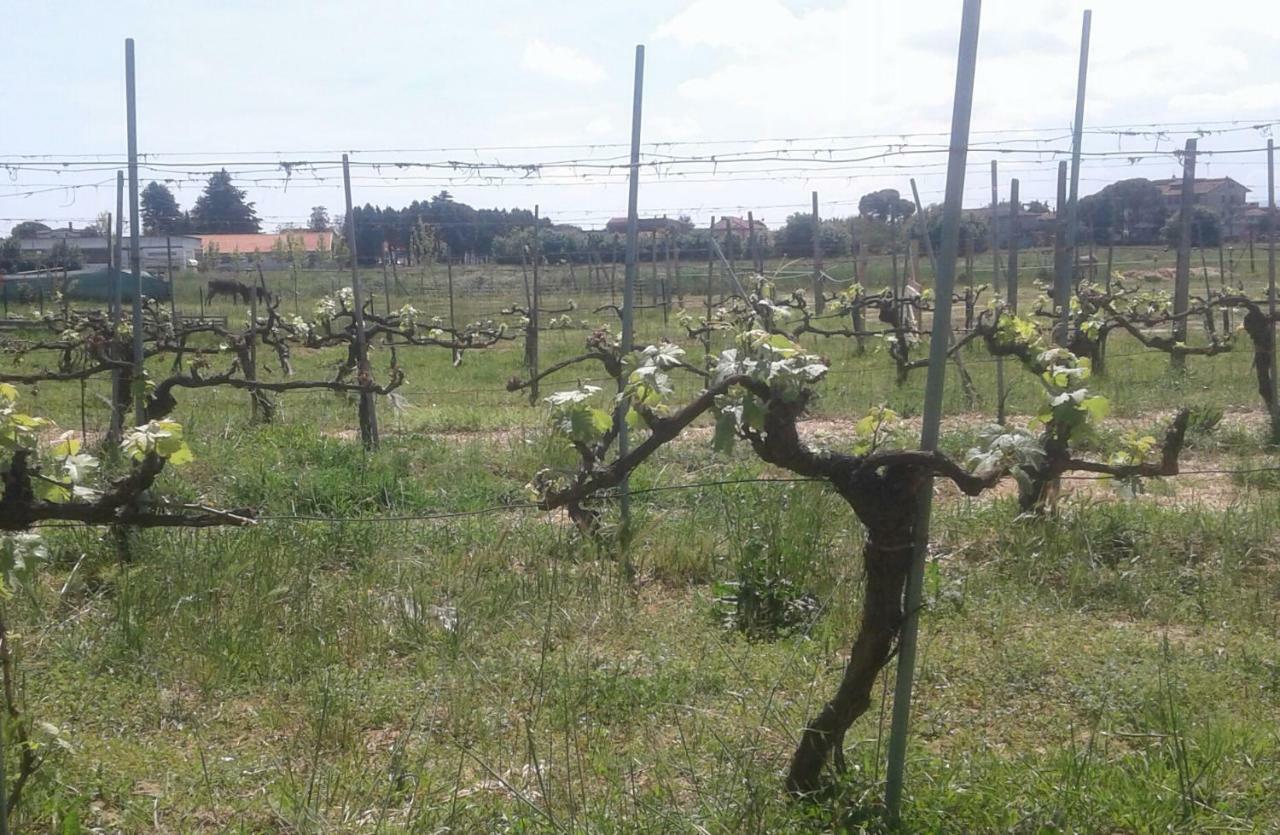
left=786, top=464, right=922, bottom=795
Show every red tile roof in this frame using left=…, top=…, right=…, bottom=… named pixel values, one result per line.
left=198, top=231, right=333, bottom=253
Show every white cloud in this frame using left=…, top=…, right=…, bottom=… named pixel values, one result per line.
left=521, top=39, right=606, bottom=85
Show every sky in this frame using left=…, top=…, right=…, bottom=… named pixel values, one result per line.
left=3, top=0, right=1279, bottom=236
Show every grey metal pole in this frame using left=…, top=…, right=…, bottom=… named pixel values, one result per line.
left=1064, top=10, right=1092, bottom=289
left=165, top=234, right=177, bottom=323
left=125, top=39, right=145, bottom=426
left=1268, top=140, right=1277, bottom=439
left=342, top=153, right=378, bottom=448
left=885, top=0, right=981, bottom=821
left=530, top=204, right=541, bottom=403
left=113, top=172, right=124, bottom=325
left=705, top=216, right=716, bottom=356
left=910, top=178, right=938, bottom=276
left=618, top=44, right=645, bottom=527
left=1172, top=138, right=1197, bottom=370
left=747, top=210, right=760, bottom=274
left=990, top=160, right=1005, bottom=424
left=812, top=191, right=824, bottom=313
left=1008, top=179, right=1020, bottom=309
left=1054, top=161, right=1070, bottom=343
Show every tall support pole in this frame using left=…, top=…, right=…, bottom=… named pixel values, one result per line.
left=1268, top=140, right=1278, bottom=440
left=342, top=154, right=378, bottom=448
left=910, top=179, right=938, bottom=275
left=811, top=192, right=824, bottom=313
left=529, top=204, right=541, bottom=403
left=113, top=172, right=125, bottom=325
left=885, top=0, right=981, bottom=821
left=705, top=216, right=716, bottom=357
left=1008, top=178, right=1020, bottom=309
left=1053, top=161, right=1070, bottom=343
left=1172, top=138, right=1197, bottom=370
left=747, top=210, right=760, bottom=274
left=125, top=39, right=145, bottom=426
left=848, top=217, right=866, bottom=353
left=165, top=234, right=177, bottom=322
left=990, top=161, right=1005, bottom=424
left=1065, top=10, right=1092, bottom=288
left=618, top=44, right=644, bottom=528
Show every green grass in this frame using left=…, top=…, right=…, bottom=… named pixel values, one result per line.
left=0, top=246, right=1277, bottom=831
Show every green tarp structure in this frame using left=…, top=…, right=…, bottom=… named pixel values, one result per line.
left=1, top=267, right=171, bottom=303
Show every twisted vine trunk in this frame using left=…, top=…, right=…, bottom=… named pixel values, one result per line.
left=786, top=464, right=923, bottom=795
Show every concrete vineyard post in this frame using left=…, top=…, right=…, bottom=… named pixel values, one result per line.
left=125, top=39, right=145, bottom=426
left=1172, top=138, right=1197, bottom=370
left=812, top=191, right=824, bottom=314
left=1054, top=160, right=1070, bottom=343
left=618, top=44, right=645, bottom=528
left=990, top=160, right=1005, bottom=424
left=885, top=0, right=981, bottom=820
left=530, top=205, right=541, bottom=403
left=342, top=153, right=378, bottom=448
left=1269, top=140, right=1278, bottom=439
left=1009, top=178, right=1020, bottom=308
left=1065, top=10, right=1092, bottom=290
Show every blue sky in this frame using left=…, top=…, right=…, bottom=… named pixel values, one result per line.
left=3, top=0, right=1279, bottom=235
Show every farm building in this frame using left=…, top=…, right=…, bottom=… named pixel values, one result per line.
left=710, top=216, right=769, bottom=240
left=16, top=228, right=201, bottom=272
left=603, top=217, right=691, bottom=235
left=1150, top=177, right=1250, bottom=237
left=197, top=231, right=335, bottom=269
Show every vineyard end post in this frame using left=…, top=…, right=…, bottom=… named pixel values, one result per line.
left=885, top=0, right=981, bottom=820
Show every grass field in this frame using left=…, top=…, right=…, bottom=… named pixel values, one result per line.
left=1, top=246, right=1278, bottom=832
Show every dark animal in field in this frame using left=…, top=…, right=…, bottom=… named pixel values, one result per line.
left=205, top=279, right=272, bottom=305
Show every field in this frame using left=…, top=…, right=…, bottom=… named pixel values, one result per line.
left=3, top=245, right=1279, bottom=832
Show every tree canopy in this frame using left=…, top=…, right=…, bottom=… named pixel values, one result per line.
left=1077, top=178, right=1169, bottom=245
left=858, top=189, right=916, bottom=224
left=1162, top=205, right=1222, bottom=248
left=140, top=182, right=186, bottom=235
left=188, top=170, right=261, bottom=234
left=308, top=206, right=331, bottom=232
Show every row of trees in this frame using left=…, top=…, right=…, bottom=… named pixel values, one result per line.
left=140, top=171, right=264, bottom=235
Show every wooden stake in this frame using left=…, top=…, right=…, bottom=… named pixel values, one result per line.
left=342, top=154, right=378, bottom=448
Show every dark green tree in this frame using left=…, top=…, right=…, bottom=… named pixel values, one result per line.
left=857, top=189, right=916, bottom=223
left=775, top=214, right=851, bottom=257
left=308, top=206, right=331, bottom=232
left=188, top=170, right=261, bottom=233
left=1078, top=178, right=1168, bottom=245
left=9, top=222, right=50, bottom=239
left=1162, top=206, right=1222, bottom=248
left=141, top=182, right=185, bottom=235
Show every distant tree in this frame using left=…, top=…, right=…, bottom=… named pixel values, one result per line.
left=1162, top=206, right=1222, bottom=249
left=308, top=206, right=331, bottom=232
left=141, top=182, right=185, bottom=235
left=94, top=212, right=113, bottom=236
left=857, top=189, right=916, bottom=224
left=188, top=170, right=261, bottom=233
left=10, top=222, right=50, bottom=239
left=1025, top=199, right=1051, bottom=213
left=47, top=240, right=82, bottom=270
left=775, top=214, right=851, bottom=257
left=1077, top=179, right=1168, bottom=245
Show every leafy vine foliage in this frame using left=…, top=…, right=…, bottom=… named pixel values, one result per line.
left=0, top=385, right=252, bottom=825
left=524, top=290, right=1190, bottom=796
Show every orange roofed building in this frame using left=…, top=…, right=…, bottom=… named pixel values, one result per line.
left=197, top=231, right=334, bottom=257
